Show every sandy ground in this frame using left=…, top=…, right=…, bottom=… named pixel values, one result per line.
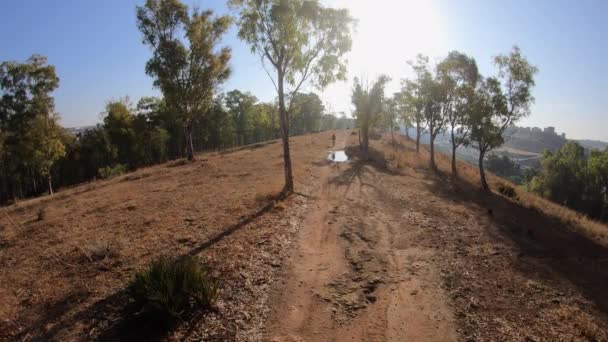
left=265, top=133, right=455, bottom=341
left=2, top=130, right=608, bottom=341
left=265, top=133, right=608, bottom=341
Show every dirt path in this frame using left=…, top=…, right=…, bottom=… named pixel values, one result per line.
left=265, top=133, right=456, bottom=341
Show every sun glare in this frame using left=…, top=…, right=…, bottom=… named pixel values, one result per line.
left=320, top=0, right=447, bottom=115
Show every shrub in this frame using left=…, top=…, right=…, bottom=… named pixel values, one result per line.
left=37, top=207, right=46, bottom=221
left=83, top=237, right=124, bottom=261
left=498, top=183, right=518, bottom=200
left=98, top=164, right=128, bottom=179
left=129, top=255, right=219, bottom=318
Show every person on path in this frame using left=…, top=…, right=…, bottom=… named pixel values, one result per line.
left=332, top=133, right=336, bottom=147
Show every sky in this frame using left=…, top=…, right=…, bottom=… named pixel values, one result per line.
left=1, top=0, right=607, bottom=141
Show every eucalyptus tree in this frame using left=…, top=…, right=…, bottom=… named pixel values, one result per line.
left=225, top=90, right=258, bottom=145
left=396, top=95, right=413, bottom=139
left=32, top=113, right=66, bottom=195
left=351, top=75, right=390, bottom=153
left=382, top=96, right=399, bottom=145
left=469, top=47, right=538, bottom=190
left=422, top=73, right=448, bottom=170
left=403, top=55, right=430, bottom=153
left=0, top=54, right=64, bottom=197
left=136, top=0, right=232, bottom=161
left=436, top=51, right=479, bottom=175
left=230, top=0, right=354, bottom=193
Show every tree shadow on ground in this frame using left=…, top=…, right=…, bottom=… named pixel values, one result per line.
left=422, top=168, right=608, bottom=315
left=327, top=145, right=401, bottom=200
left=23, top=190, right=290, bottom=341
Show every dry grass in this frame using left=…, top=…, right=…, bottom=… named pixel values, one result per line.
left=0, top=130, right=341, bottom=340
left=385, top=134, right=608, bottom=248
left=82, top=237, right=124, bottom=261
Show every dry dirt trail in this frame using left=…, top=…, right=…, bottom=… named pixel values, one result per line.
left=265, top=133, right=456, bottom=341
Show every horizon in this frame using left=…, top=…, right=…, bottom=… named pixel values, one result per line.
left=1, top=0, right=607, bottom=141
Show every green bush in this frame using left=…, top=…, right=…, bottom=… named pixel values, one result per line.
left=98, top=164, right=128, bottom=179
left=498, top=183, right=518, bottom=200
left=129, top=255, right=219, bottom=318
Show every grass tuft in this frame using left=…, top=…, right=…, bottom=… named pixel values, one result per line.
left=497, top=183, right=518, bottom=200
left=129, top=255, right=219, bottom=319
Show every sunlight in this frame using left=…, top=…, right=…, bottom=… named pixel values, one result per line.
left=320, top=0, right=447, bottom=115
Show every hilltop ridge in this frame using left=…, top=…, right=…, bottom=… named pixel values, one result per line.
left=1, top=131, right=608, bottom=340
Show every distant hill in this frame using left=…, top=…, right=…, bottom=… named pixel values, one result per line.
left=503, top=126, right=566, bottom=154
left=66, top=125, right=95, bottom=135
left=401, top=125, right=607, bottom=170
left=576, top=139, right=608, bottom=151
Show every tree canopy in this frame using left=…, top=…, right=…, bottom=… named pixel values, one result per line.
left=230, top=0, right=354, bottom=193
left=136, top=0, right=232, bottom=160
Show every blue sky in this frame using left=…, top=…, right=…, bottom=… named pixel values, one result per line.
left=1, top=0, right=607, bottom=141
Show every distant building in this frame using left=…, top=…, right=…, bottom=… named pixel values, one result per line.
left=544, top=126, right=555, bottom=134
left=561, top=132, right=566, bottom=139
left=532, top=127, right=542, bottom=133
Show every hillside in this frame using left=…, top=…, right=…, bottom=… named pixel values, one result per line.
left=1, top=131, right=608, bottom=340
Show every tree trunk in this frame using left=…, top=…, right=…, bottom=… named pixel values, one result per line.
left=186, top=124, right=195, bottom=161
left=277, top=70, right=294, bottom=194
left=429, top=130, right=436, bottom=170
left=479, top=151, right=489, bottom=191
left=450, top=128, right=457, bottom=175
left=48, top=174, right=54, bottom=196
left=362, top=121, right=369, bottom=153
left=451, top=144, right=457, bottom=175
left=415, top=120, right=421, bottom=153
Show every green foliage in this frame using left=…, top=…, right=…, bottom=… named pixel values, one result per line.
left=129, top=255, right=219, bottom=318
left=530, top=142, right=591, bottom=210
left=351, top=75, right=390, bottom=152
left=486, top=154, right=524, bottom=183
left=98, top=164, right=128, bottom=180
left=231, top=0, right=355, bottom=192
left=469, top=46, right=538, bottom=190
left=290, top=92, right=324, bottom=135
left=0, top=54, right=63, bottom=198
left=528, top=142, right=608, bottom=221
left=437, top=51, right=479, bottom=172
left=137, top=0, right=232, bottom=160
left=103, top=98, right=136, bottom=165
left=225, top=89, right=258, bottom=145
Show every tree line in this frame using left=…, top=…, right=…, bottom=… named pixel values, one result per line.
left=0, top=63, right=350, bottom=203
left=3, top=0, right=559, bottom=208
left=352, top=47, right=538, bottom=191
left=529, top=142, right=608, bottom=221
left=1, top=0, right=357, bottom=203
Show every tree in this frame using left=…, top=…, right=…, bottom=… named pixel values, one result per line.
left=588, top=149, right=608, bottom=220
left=403, top=55, right=430, bottom=153
left=290, top=92, right=324, bottom=135
left=0, top=54, right=61, bottom=198
left=351, top=75, right=390, bottom=153
left=103, top=98, right=135, bottom=166
left=469, top=47, right=537, bottom=190
left=32, top=113, right=66, bottom=194
left=137, top=0, right=231, bottom=161
left=436, top=51, right=479, bottom=175
left=421, top=71, right=447, bottom=170
left=231, top=0, right=354, bottom=193
left=225, top=90, right=258, bottom=145
left=530, top=142, right=588, bottom=208
left=394, top=92, right=413, bottom=139
left=384, top=96, right=399, bottom=145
